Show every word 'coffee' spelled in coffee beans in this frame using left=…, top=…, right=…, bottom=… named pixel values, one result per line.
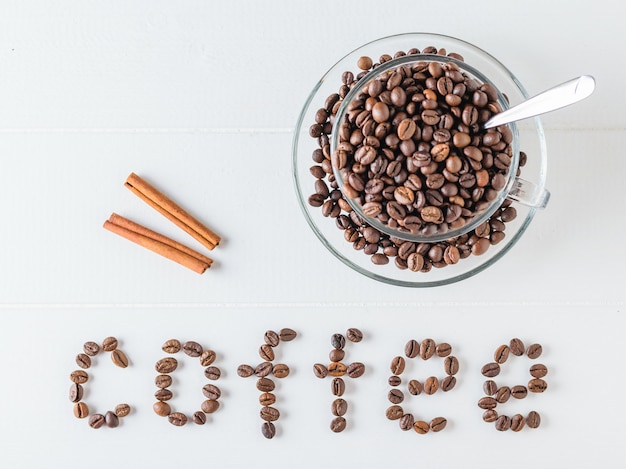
left=478, top=339, right=547, bottom=431
left=70, top=337, right=131, bottom=429
left=153, top=339, right=221, bottom=427
left=314, top=328, right=365, bottom=432
left=238, top=328, right=297, bottom=438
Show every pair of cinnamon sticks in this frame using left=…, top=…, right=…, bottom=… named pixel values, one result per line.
left=103, top=173, right=220, bottom=274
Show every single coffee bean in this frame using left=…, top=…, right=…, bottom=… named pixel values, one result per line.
left=88, top=413, right=105, bottom=429
left=483, top=409, right=498, bottom=423
left=494, top=344, right=510, bottom=364
left=404, top=339, right=419, bottom=358
left=202, top=384, right=221, bottom=400
left=528, top=378, right=548, bottom=393
left=201, top=399, right=220, bottom=414
left=495, top=386, right=511, bottom=403
left=155, top=388, right=173, bottom=401
left=259, top=392, right=276, bottom=406
left=182, top=341, right=203, bottom=357
left=527, top=411, right=541, bottom=428
left=386, top=405, right=404, bottom=420
left=477, top=397, right=497, bottom=410
left=237, top=364, right=255, bottom=378
left=272, top=363, right=290, bottom=379
left=329, top=349, right=345, bottom=363
left=483, top=380, right=498, bottom=396
left=328, top=362, right=347, bottom=377
left=168, top=412, right=187, bottom=426
left=388, top=389, right=404, bottom=404
left=199, top=349, right=216, bottom=367
left=83, top=341, right=100, bottom=356
left=193, top=411, right=207, bottom=425
left=313, top=363, right=328, bottom=379
left=509, top=338, right=525, bottom=356
left=75, top=353, right=91, bottom=369
left=279, top=328, right=297, bottom=342
left=102, top=336, right=118, bottom=352
left=331, top=398, right=348, bottom=417
left=413, top=420, right=430, bottom=434
left=511, top=413, right=525, bottom=432
left=259, top=344, right=275, bottom=362
left=357, top=55, right=373, bottom=70
left=204, top=366, right=221, bottom=380
left=407, top=379, right=422, bottom=395
left=399, top=413, right=415, bottom=431
left=70, top=370, right=89, bottom=384
left=153, top=401, right=171, bottom=417
left=435, top=342, right=452, bottom=357
left=526, top=343, right=543, bottom=359
left=332, top=378, right=346, bottom=396
left=430, top=417, right=447, bottom=432
left=105, top=411, right=119, bottom=428
left=264, top=330, right=280, bottom=347
left=256, top=378, right=275, bottom=392
left=73, top=402, right=89, bottom=419
left=346, top=328, right=363, bottom=343
left=420, top=338, right=436, bottom=360
left=255, top=362, right=273, bottom=378
left=511, top=385, right=528, bottom=399
left=481, top=362, right=500, bottom=377
left=114, top=403, right=131, bottom=418
left=424, top=376, right=439, bottom=395
left=441, top=375, right=457, bottom=392
left=530, top=363, right=548, bottom=378
left=390, top=356, right=406, bottom=375
left=69, top=383, right=83, bottom=403
left=347, top=362, right=365, bottom=378
left=331, top=333, right=346, bottom=350
left=330, top=416, right=347, bottom=433
left=388, top=375, right=402, bottom=387
left=444, top=356, right=459, bottom=375
left=155, top=357, right=177, bottom=374
left=495, top=415, right=512, bottom=431
left=111, top=349, right=129, bottom=368
left=262, top=421, right=277, bottom=439
left=162, top=339, right=181, bottom=354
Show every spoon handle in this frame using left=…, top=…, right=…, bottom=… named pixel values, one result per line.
left=483, top=75, right=595, bottom=129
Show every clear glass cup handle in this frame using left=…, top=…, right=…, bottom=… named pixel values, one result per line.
left=507, top=178, right=550, bottom=208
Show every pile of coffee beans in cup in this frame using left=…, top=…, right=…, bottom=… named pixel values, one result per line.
left=478, top=338, right=546, bottom=431
left=308, top=47, right=525, bottom=272
left=237, top=328, right=297, bottom=439
left=312, top=328, right=365, bottom=432
left=69, top=337, right=132, bottom=429
left=385, top=338, right=457, bottom=434
left=153, top=339, right=222, bottom=426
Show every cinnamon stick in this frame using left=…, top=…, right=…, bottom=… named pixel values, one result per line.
left=103, top=213, right=212, bottom=274
left=124, top=172, right=220, bottom=250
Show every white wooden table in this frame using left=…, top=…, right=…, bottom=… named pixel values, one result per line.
left=1, top=1, right=624, bottom=467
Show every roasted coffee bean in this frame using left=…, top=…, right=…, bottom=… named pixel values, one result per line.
left=75, top=353, right=91, bottom=369
left=399, top=413, right=415, bottom=431
left=162, top=339, right=181, bottom=354
left=390, top=356, right=406, bottom=375
left=69, top=383, right=83, bottom=403
left=201, top=399, right=220, bottom=414
left=511, top=385, right=528, bottom=399
left=347, top=362, right=365, bottom=378
left=388, top=389, right=404, bottom=404
left=444, top=356, right=459, bottom=375
left=330, top=416, right=347, bottom=433
left=155, top=388, right=173, bottom=401
left=527, top=411, right=541, bottom=428
left=407, top=379, right=422, bottom=395
left=483, top=380, right=498, bottom=396
left=102, top=337, right=118, bottom=352
left=264, top=330, right=280, bottom=347
left=202, top=384, right=221, bottom=400
left=441, top=375, right=456, bottom=392
left=237, top=364, right=255, bottom=378
left=413, top=420, right=430, bottom=434
left=155, top=357, right=178, bottom=374
left=200, top=349, right=216, bottom=367
left=477, top=397, right=497, bottom=410
left=530, top=363, right=548, bottom=378
left=262, top=421, right=277, bottom=439
left=256, top=378, right=275, bottom=392
left=509, top=338, right=525, bottom=356
left=73, top=402, right=89, bottom=419
left=313, top=363, right=328, bottom=379
left=511, top=414, right=525, bottom=432
left=88, top=413, right=105, bottom=429
left=481, top=362, right=500, bottom=377
left=168, top=412, right=187, bottom=426
left=528, top=378, right=548, bottom=393
left=70, top=370, right=88, bottom=384
left=83, top=341, right=100, bottom=356
left=495, top=415, right=511, bottom=431
left=329, top=349, right=345, bottom=363
left=526, top=343, right=543, bottom=359
left=495, top=386, right=511, bottom=403
left=424, top=376, right=439, bottom=395
left=259, top=392, right=276, bottom=406
left=255, top=362, right=273, bottom=378
left=204, top=366, right=221, bottom=380
left=388, top=375, right=402, bottom=387
left=153, top=401, right=171, bottom=417
left=259, top=344, right=275, bottom=362
left=193, top=411, right=207, bottom=425
left=483, top=409, right=498, bottom=423
left=357, top=55, right=373, bottom=70
left=328, top=362, right=347, bottom=377
left=420, top=338, right=436, bottom=360
left=331, top=398, right=348, bottom=417
left=404, top=339, right=419, bottom=358
left=114, top=403, right=131, bottom=418
left=272, top=363, right=290, bottom=379
left=430, top=417, right=447, bottom=432
left=386, top=405, right=404, bottom=420
left=111, top=349, right=129, bottom=368
left=494, top=344, right=510, bottom=364
left=331, top=333, right=346, bottom=350
left=332, top=378, right=346, bottom=396
left=346, top=328, right=363, bottom=343
left=105, top=411, right=119, bottom=428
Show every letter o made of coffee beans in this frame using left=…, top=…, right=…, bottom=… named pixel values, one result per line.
left=385, top=338, right=459, bottom=435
